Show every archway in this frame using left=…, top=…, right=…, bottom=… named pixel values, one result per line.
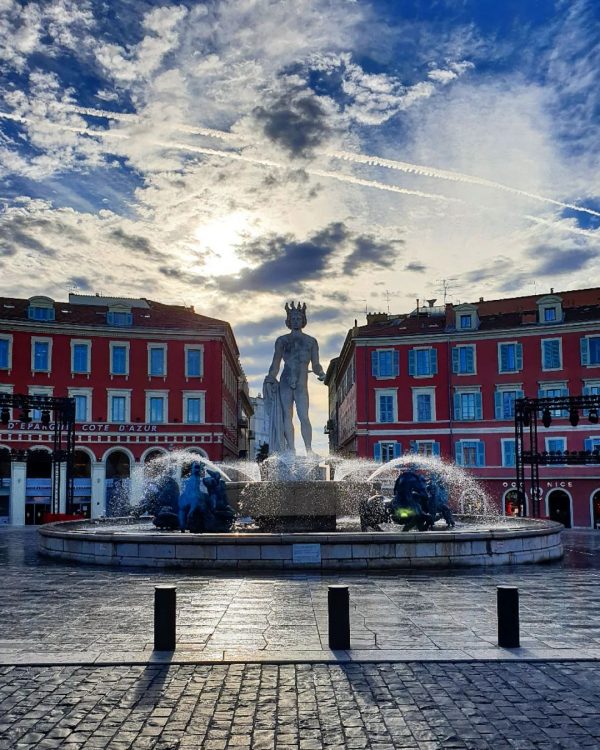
left=547, top=489, right=572, bottom=528
left=25, top=449, right=52, bottom=525
left=0, top=448, right=10, bottom=523
left=591, top=489, right=600, bottom=529
left=503, top=489, right=526, bottom=517
left=72, top=450, right=92, bottom=519
left=105, top=450, right=131, bottom=517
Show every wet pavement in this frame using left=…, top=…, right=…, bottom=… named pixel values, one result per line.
left=1, top=527, right=600, bottom=747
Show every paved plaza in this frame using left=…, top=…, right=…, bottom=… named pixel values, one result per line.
left=1, top=528, right=600, bottom=747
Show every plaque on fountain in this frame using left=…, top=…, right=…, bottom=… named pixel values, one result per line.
left=292, top=543, right=321, bottom=564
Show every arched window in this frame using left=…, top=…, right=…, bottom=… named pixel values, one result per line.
left=26, top=449, right=52, bottom=479
left=73, top=450, right=92, bottom=479
left=547, top=489, right=572, bottom=528
left=106, top=450, right=131, bottom=479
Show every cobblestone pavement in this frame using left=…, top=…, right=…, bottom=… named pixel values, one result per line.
left=2, top=661, right=600, bottom=749
left=1, top=529, right=600, bottom=662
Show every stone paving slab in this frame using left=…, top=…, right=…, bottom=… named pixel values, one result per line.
left=2, top=662, right=600, bottom=749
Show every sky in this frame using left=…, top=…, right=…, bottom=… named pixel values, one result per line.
left=1, top=0, right=599, bottom=453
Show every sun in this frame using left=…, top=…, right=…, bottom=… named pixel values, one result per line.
left=194, top=211, right=258, bottom=276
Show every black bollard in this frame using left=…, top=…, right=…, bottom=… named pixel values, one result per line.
left=328, top=585, right=350, bottom=650
left=497, top=585, right=520, bottom=648
left=154, top=585, right=176, bottom=651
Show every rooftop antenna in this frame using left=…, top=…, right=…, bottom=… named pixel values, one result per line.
left=436, top=278, right=456, bottom=305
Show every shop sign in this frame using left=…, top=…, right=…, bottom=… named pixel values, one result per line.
left=502, top=480, right=573, bottom=489
left=2, top=421, right=158, bottom=433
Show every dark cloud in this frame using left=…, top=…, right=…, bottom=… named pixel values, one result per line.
left=342, top=235, right=403, bottom=275
left=0, top=222, right=55, bottom=256
left=67, top=276, right=93, bottom=291
left=464, top=258, right=512, bottom=284
left=234, top=315, right=283, bottom=337
left=529, top=245, right=596, bottom=276
left=158, top=265, right=191, bottom=281
left=405, top=261, right=426, bottom=273
left=254, top=87, right=333, bottom=157
left=109, top=228, right=165, bottom=260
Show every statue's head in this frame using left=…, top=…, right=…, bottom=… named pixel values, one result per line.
left=285, top=301, right=307, bottom=330
left=191, top=462, right=205, bottom=477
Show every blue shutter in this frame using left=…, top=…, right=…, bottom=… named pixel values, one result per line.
left=500, top=345, right=508, bottom=372
left=494, top=391, right=502, bottom=419
left=538, top=388, right=544, bottom=400
left=371, top=351, right=379, bottom=376
left=476, top=442, right=485, bottom=466
left=393, top=443, right=402, bottom=458
left=455, top=441, right=463, bottom=465
left=515, top=343, right=523, bottom=371
left=452, top=347, right=459, bottom=373
left=454, top=392, right=461, bottom=420
left=374, top=443, right=382, bottom=461
left=466, top=347, right=474, bottom=373
left=430, top=348, right=438, bottom=375
left=583, top=385, right=591, bottom=396
left=432, top=441, right=440, bottom=456
left=408, top=350, right=416, bottom=376
left=475, top=392, right=483, bottom=420
left=584, top=438, right=593, bottom=452
left=409, top=440, right=417, bottom=453
left=393, top=350, right=399, bottom=376
left=581, top=338, right=589, bottom=365
left=561, top=387, right=569, bottom=417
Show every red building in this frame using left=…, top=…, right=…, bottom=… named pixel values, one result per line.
left=0, top=294, right=252, bottom=525
left=325, top=287, right=600, bottom=528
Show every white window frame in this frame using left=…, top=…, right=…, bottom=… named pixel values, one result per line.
left=375, top=388, right=398, bottom=423
left=185, top=344, right=204, bottom=378
left=582, top=335, right=600, bottom=367
left=379, top=441, right=397, bottom=462
left=501, top=438, right=516, bottom=468
left=107, top=389, right=131, bottom=423
left=373, top=348, right=398, bottom=379
left=147, top=343, right=167, bottom=378
left=109, top=341, right=130, bottom=377
left=414, top=440, right=438, bottom=457
left=70, top=339, right=92, bottom=375
left=68, top=387, right=93, bottom=423
left=459, top=313, right=474, bottom=330
left=412, top=346, right=435, bottom=378
left=0, top=334, right=13, bottom=371
left=27, top=385, right=54, bottom=420
left=497, top=340, right=520, bottom=374
left=183, top=391, right=206, bottom=424
left=454, top=344, right=476, bottom=375
left=545, top=436, right=567, bottom=465
left=31, top=336, right=52, bottom=374
left=0, top=384, right=13, bottom=419
left=412, top=387, right=436, bottom=422
left=541, top=337, right=562, bottom=372
left=145, top=390, right=169, bottom=424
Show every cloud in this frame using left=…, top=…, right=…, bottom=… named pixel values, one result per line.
left=108, top=228, right=163, bottom=259
left=342, top=234, right=403, bottom=275
left=530, top=244, right=597, bottom=276
left=405, top=262, right=426, bottom=272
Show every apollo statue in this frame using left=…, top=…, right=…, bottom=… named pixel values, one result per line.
left=263, top=302, right=326, bottom=455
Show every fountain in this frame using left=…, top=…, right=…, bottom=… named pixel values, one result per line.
left=38, top=302, right=563, bottom=569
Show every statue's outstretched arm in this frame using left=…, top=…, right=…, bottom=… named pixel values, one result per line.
left=311, top=339, right=326, bottom=381
left=267, top=338, right=283, bottom=381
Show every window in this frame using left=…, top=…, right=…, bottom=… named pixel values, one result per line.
left=186, top=347, right=203, bottom=378
left=28, top=387, right=53, bottom=421
left=373, top=441, right=401, bottom=462
left=539, top=385, right=568, bottom=417
left=28, top=305, right=55, bottom=321
left=456, top=440, right=485, bottom=467
left=454, top=390, right=482, bottom=420
left=409, top=440, right=440, bottom=457
left=71, top=341, right=90, bottom=374
left=371, top=349, right=399, bottom=378
left=452, top=345, right=475, bottom=375
left=408, top=348, right=438, bottom=377
left=498, top=342, right=523, bottom=373
left=146, top=391, right=168, bottom=424
left=108, top=390, right=130, bottom=423
left=545, top=437, right=567, bottom=465
left=460, top=314, right=472, bottom=329
left=148, top=345, right=166, bottom=377
left=581, top=336, right=600, bottom=366
left=376, top=389, right=397, bottom=423
left=107, top=311, right=132, bottom=326
left=502, top=440, right=516, bottom=467
left=412, top=388, right=435, bottom=422
left=494, top=388, right=524, bottom=420
left=541, top=339, right=562, bottom=371
left=32, top=339, right=50, bottom=372
left=544, top=307, right=557, bottom=322
left=583, top=383, right=600, bottom=415
left=74, top=395, right=88, bottom=422
left=183, top=392, right=205, bottom=424
left=584, top=437, right=600, bottom=452
left=0, top=337, right=10, bottom=369
left=110, top=343, right=129, bottom=376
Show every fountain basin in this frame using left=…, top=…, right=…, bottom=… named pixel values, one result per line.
left=38, top=517, right=563, bottom=569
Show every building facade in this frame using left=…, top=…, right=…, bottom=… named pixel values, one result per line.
left=0, top=294, right=251, bottom=525
left=325, top=288, right=600, bottom=528
left=249, top=393, right=270, bottom=461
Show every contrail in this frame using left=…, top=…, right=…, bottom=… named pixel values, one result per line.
left=0, top=110, right=456, bottom=204
left=60, top=103, right=600, bottom=220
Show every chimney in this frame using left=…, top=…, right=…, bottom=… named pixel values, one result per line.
left=426, top=298, right=437, bottom=308
left=366, top=312, right=389, bottom=324
left=479, top=297, right=484, bottom=302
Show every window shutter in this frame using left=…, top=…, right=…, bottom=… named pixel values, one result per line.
left=393, top=443, right=402, bottom=458
left=409, top=440, right=417, bottom=453
left=466, top=346, right=474, bottom=373
left=452, top=347, right=459, bottom=373
left=581, top=338, right=589, bottom=366
left=475, top=392, right=483, bottom=420
left=393, top=350, right=400, bottom=376
left=500, top=345, right=507, bottom=372
left=516, top=343, right=523, bottom=371
left=453, top=392, right=461, bottom=420
left=430, top=348, right=438, bottom=375
left=455, top=441, right=463, bottom=465
left=494, top=391, right=502, bottom=419
left=432, top=441, right=440, bottom=456
left=408, top=350, right=416, bottom=376
left=374, top=443, right=382, bottom=462
left=371, top=351, right=379, bottom=377
left=561, top=387, right=569, bottom=417
left=476, top=442, right=485, bottom=466
left=583, top=385, right=590, bottom=396
left=538, top=388, right=544, bottom=400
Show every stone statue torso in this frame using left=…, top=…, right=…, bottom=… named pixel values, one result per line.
left=277, top=331, right=316, bottom=388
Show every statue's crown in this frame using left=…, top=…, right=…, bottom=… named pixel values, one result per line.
left=285, top=301, right=307, bottom=328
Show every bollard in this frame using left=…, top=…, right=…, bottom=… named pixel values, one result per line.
left=154, top=585, right=176, bottom=651
left=497, top=585, right=520, bottom=648
left=328, top=585, right=350, bottom=650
